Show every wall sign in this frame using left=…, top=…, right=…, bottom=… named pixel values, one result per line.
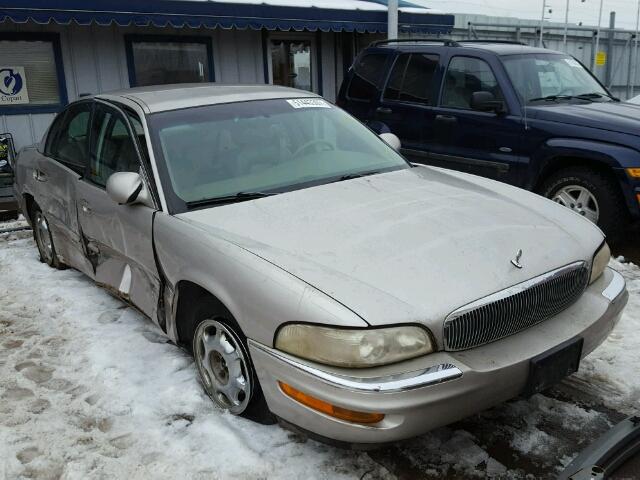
left=0, top=67, right=30, bottom=105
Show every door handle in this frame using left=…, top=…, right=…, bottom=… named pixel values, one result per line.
left=32, top=169, right=47, bottom=182
left=376, top=107, right=393, bottom=115
left=435, top=115, right=458, bottom=124
left=81, top=202, right=92, bottom=215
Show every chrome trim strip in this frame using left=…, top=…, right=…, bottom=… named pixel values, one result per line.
left=248, top=340, right=463, bottom=393
left=602, top=268, right=626, bottom=301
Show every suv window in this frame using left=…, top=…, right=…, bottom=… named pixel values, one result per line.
left=88, top=103, right=141, bottom=187
left=384, top=53, right=439, bottom=104
left=47, top=103, right=92, bottom=174
left=347, top=53, right=387, bottom=101
left=441, top=56, right=504, bottom=109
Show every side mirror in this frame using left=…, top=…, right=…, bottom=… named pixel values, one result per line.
left=470, top=91, right=505, bottom=113
left=379, top=132, right=401, bottom=151
left=106, top=172, right=151, bottom=206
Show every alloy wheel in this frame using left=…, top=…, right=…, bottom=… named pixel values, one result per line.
left=552, top=185, right=599, bottom=223
left=194, top=319, right=252, bottom=414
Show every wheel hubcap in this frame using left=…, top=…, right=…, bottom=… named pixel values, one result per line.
left=552, top=185, right=599, bottom=223
left=34, top=212, right=53, bottom=263
left=194, top=319, right=251, bottom=414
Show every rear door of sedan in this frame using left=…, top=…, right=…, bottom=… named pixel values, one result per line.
left=75, top=100, right=160, bottom=318
left=34, top=101, right=93, bottom=274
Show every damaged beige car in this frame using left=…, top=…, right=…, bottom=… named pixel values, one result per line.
left=12, top=84, right=628, bottom=445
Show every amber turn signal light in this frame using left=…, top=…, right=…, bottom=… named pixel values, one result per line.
left=278, top=381, right=385, bottom=424
left=627, top=168, right=640, bottom=178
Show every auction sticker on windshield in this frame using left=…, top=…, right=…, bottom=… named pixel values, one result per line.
left=286, top=98, right=331, bottom=109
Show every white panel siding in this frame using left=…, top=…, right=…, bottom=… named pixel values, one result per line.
left=2, top=22, right=340, bottom=150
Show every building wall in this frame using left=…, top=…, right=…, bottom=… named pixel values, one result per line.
left=1, top=22, right=339, bottom=150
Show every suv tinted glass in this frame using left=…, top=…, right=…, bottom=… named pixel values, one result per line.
left=48, top=102, right=92, bottom=173
left=88, top=103, right=141, bottom=187
left=347, top=53, right=387, bottom=101
left=384, top=53, right=439, bottom=104
left=442, top=56, right=504, bottom=109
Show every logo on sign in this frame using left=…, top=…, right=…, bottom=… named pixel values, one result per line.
left=0, top=67, right=30, bottom=105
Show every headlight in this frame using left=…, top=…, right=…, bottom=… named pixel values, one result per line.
left=590, top=242, right=610, bottom=284
left=275, top=324, right=435, bottom=368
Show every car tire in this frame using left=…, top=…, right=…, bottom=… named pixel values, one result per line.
left=191, top=301, right=276, bottom=425
left=31, top=204, right=65, bottom=269
left=540, top=167, right=628, bottom=238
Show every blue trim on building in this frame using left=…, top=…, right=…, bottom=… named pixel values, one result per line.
left=124, top=34, right=215, bottom=87
left=0, top=31, right=68, bottom=116
left=0, top=0, right=454, bottom=34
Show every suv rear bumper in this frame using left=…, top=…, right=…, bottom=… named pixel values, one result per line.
left=0, top=185, right=16, bottom=212
left=249, top=267, right=627, bottom=445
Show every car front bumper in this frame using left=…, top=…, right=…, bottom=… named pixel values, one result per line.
left=249, top=267, right=628, bottom=445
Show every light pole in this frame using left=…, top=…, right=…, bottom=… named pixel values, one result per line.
left=388, top=0, right=398, bottom=40
left=539, top=1, right=552, bottom=47
left=593, top=0, right=604, bottom=70
left=563, top=0, right=570, bottom=49
left=632, top=0, right=640, bottom=97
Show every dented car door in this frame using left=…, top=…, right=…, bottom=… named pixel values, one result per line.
left=75, top=100, right=160, bottom=318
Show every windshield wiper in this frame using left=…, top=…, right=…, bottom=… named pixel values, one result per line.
left=186, top=191, right=277, bottom=208
left=528, top=94, right=574, bottom=102
left=576, top=92, right=620, bottom=101
left=332, top=171, right=381, bottom=183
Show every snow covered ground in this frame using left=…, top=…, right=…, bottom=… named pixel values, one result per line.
left=0, top=224, right=638, bottom=479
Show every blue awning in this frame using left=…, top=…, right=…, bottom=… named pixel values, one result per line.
left=0, top=0, right=454, bottom=34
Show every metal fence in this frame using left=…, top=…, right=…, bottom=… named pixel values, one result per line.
left=447, top=14, right=640, bottom=100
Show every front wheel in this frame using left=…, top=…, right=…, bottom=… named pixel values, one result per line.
left=192, top=315, right=275, bottom=424
left=540, top=167, right=628, bottom=238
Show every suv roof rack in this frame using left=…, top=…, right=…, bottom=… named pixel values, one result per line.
left=368, top=38, right=526, bottom=48
left=369, top=38, right=460, bottom=48
left=457, top=39, right=526, bottom=45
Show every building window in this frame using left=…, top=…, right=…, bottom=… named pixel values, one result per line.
left=0, top=33, right=67, bottom=115
left=125, top=35, right=214, bottom=87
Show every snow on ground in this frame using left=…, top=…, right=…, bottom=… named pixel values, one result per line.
left=0, top=227, right=639, bottom=479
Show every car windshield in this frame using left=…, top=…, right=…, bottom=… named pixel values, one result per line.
left=148, top=98, right=408, bottom=210
left=502, top=53, right=610, bottom=104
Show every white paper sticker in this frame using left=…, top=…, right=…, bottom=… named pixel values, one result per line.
left=286, top=98, right=331, bottom=109
left=564, top=58, right=582, bottom=68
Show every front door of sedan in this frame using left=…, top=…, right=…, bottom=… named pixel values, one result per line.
left=76, top=101, right=160, bottom=318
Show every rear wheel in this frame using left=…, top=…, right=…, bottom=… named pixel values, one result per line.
left=191, top=303, right=275, bottom=424
left=31, top=205, right=64, bottom=269
left=540, top=167, right=628, bottom=238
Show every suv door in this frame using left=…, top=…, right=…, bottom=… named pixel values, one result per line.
left=339, top=52, right=390, bottom=121
left=76, top=101, right=160, bottom=318
left=429, top=55, right=524, bottom=182
left=36, top=101, right=93, bottom=273
left=369, top=52, right=441, bottom=163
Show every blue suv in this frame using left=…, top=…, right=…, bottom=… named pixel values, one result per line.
left=337, top=39, right=640, bottom=236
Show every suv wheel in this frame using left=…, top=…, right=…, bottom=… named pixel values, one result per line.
left=191, top=308, right=275, bottom=425
left=540, top=167, right=627, bottom=237
left=31, top=205, right=64, bottom=269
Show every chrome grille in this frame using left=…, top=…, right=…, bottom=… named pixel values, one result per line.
left=443, top=262, right=589, bottom=351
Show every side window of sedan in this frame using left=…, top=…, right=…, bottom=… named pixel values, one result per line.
left=47, top=103, right=92, bottom=174
left=88, top=104, right=142, bottom=187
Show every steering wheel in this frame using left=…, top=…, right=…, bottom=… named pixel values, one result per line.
left=292, top=139, right=335, bottom=158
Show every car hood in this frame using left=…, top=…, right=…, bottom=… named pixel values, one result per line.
left=177, top=167, right=603, bottom=340
left=529, top=101, right=640, bottom=136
